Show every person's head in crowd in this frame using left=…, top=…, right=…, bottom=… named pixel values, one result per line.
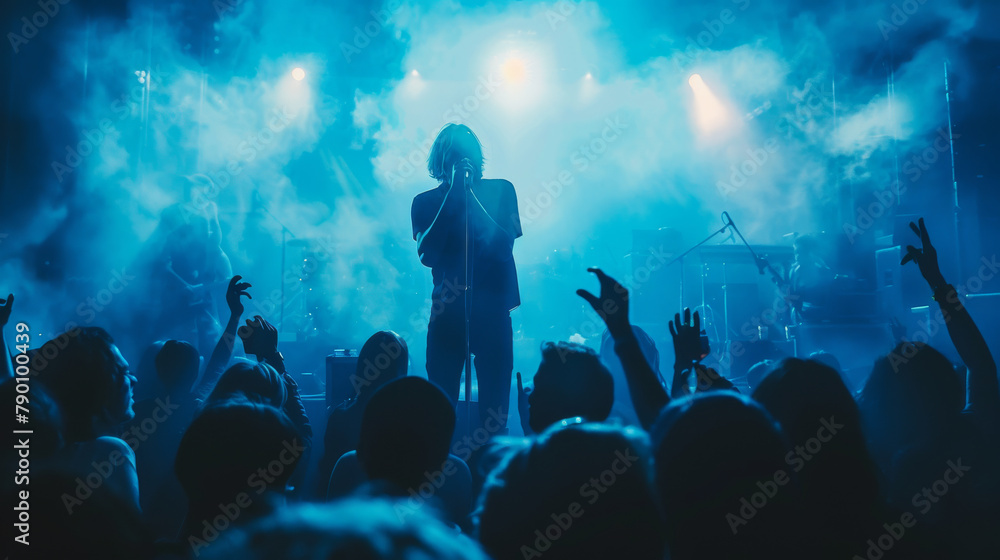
left=859, top=340, right=963, bottom=467
left=651, top=392, right=800, bottom=559
left=206, top=360, right=287, bottom=408
left=752, top=359, right=880, bottom=530
left=808, top=350, right=841, bottom=373
left=201, top=499, right=489, bottom=560
left=353, top=330, right=408, bottom=404
left=33, top=327, right=136, bottom=442
left=745, top=359, right=775, bottom=393
left=357, top=377, right=455, bottom=491
left=175, top=402, right=301, bottom=530
left=807, top=350, right=856, bottom=392
left=428, top=123, right=485, bottom=183
left=478, top=420, right=665, bottom=560
left=600, top=325, right=660, bottom=372
left=156, top=339, right=201, bottom=395
left=527, top=341, right=614, bottom=433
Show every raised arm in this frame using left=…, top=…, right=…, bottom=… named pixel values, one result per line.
left=902, top=218, right=999, bottom=417
left=577, top=268, right=668, bottom=430
left=196, top=276, right=252, bottom=398
left=413, top=184, right=463, bottom=269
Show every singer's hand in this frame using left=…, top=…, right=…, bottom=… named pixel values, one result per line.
left=451, top=158, right=475, bottom=190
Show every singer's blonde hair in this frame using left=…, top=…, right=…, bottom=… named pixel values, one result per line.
left=427, top=123, right=485, bottom=183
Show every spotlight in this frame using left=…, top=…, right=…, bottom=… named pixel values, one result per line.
left=688, top=73, right=730, bottom=133
left=501, top=57, right=527, bottom=84
left=292, top=67, right=306, bottom=81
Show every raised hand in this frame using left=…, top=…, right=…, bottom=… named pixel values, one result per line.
left=669, top=308, right=703, bottom=368
left=239, top=315, right=279, bottom=360
left=225, top=275, right=253, bottom=316
left=901, top=218, right=946, bottom=290
left=0, top=294, right=12, bottom=328
left=576, top=267, right=630, bottom=339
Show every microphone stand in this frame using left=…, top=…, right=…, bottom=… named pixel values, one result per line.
left=663, top=223, right=731, bottom=311
left=459, top=168, right=474, bottom=440
left=724, top=212, right=785, bottom=289
left=723, top=212, right=798, bottom=353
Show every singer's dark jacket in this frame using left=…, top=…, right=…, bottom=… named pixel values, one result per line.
left=411, top=178, right=522, bottom=314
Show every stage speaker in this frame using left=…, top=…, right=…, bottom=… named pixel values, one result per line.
left=325, top=350, right=359, bottom=408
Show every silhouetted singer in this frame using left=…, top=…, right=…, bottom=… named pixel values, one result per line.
left=411, top=124, right=521, bottom=434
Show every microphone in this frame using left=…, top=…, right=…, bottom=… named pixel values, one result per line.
left=452, top=159, right=473, bottom=190
left=460, top=158, right=472, bottom=189
left=718, top=211, right=735, bottom=242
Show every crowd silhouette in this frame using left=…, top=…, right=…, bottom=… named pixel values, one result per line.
left=2, top=217, right=998, bottom=559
